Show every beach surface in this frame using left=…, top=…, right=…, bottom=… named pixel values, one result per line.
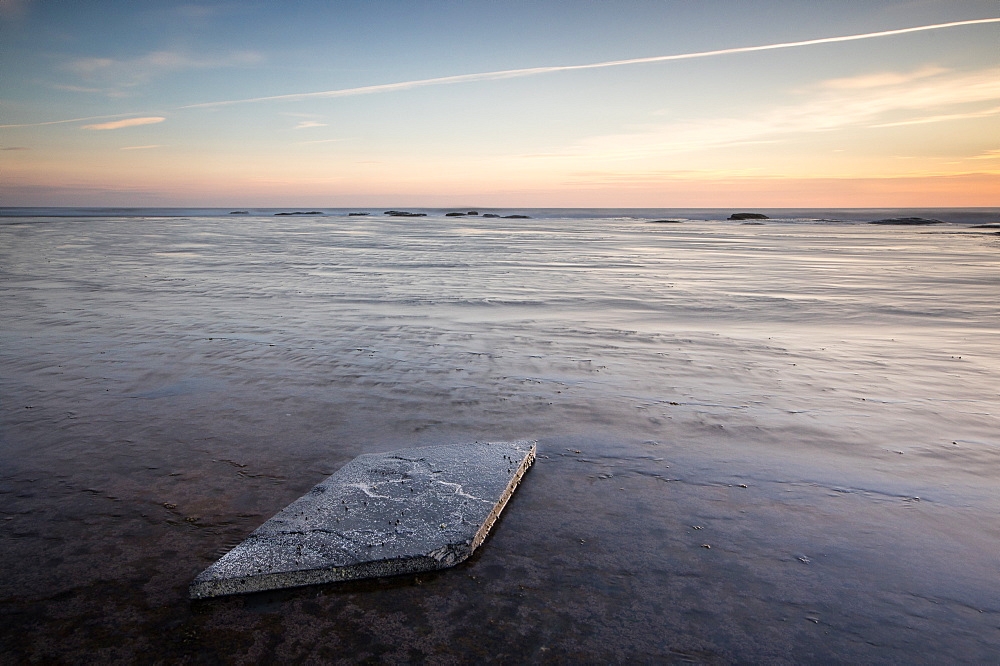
left=2, top=211, right=999, bottom=662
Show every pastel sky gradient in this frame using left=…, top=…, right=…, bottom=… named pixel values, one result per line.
left=1, top=0, right=998, bottom=207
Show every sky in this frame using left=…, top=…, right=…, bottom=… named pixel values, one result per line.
left=1, top=0, right=998, bottom=207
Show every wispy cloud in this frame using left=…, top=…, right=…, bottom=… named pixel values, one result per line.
left=121, top=144, right=162, bottom=150
left=969, top=148, right=1000, bottom=160
left=296, top=138, right=346, bottom=145
left=817, top=65, right=949, bottom=90
left=62, top=49, right=262, bottom=89
left=523, top=67, right=1000, bottom=161
left=293, top=120, right=327, bottom=129
left=869, top=104, right=1000, bottom=128
left=0, top=112, right=142, bottom=129
left=83, top=117, right=165, bottom=130
left=51, top=83, right=108, bottom=94
left=180, top=18, right=1000, bottom=108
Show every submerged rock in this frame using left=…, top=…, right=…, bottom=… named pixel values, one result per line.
left=445, top=212, right=466, bottom=216
left=647, top=219, right=682, bottom=224
left=870, top=217, right=943, bottom=225
left=348, top=212, right=370, bottom=216
left=228, top=211, right=249, bottom=215
left=729, top=213, right=769, bottom=220
left=190, top=440, right=537, bottom=599
left=503, top=215, right=531, bottom=219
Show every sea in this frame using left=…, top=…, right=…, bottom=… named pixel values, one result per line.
left=1, top=207, right=998, bottom=662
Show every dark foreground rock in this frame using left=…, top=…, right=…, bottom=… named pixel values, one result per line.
left=870, top=217, right=943, bottom=225
left=190, top=440, right=536, bottom=599
left=729, top=213, right=769, bottom=220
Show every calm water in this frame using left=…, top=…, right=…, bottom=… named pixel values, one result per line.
left=2, top=211, right=999, bottom=662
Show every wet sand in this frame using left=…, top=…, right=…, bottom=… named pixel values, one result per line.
left=2, top=214, right=998, bottom=662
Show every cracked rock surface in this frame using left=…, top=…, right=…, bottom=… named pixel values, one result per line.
left=190, top=440, right=536, bottom=598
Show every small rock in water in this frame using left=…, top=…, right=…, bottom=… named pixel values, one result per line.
left=729, top=213, right=769, bottom=220
left=869, top=217, right=943, bottom=225
left=384, top=210, right=428, bottom=217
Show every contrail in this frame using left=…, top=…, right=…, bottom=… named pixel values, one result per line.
left=2, top=17, right=997, bottom=127
left=0, top=112, right=146, bottom=129
left=180, top=17, right=1000, bottom=108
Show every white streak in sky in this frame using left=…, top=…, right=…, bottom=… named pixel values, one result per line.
left=82, top=116, right=165, bottom=130
left=0, top=112, right=144, bottom=129
left=180, top=18, right=1000, bottom=108
left=2, top=18, right=997, bottom=127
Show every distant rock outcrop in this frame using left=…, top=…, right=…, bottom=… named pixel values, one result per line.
left=348, top=212, right=370, bottom=216
left=445, top=212, right=466, bottom=216
left=275, top=211, right=323, bottom=216
left=482, top=214, right=500, bottom=218
left=870, top=217, right=943, bottom=225
left=729, top=213, right=768, bottom=220
left=503, top=215, right=531, bottom=219
left=647, top=219, right=682, bottom=223
left=229, top=210, right=249, bottom=215
left=384, top=210, right=427, bottom=217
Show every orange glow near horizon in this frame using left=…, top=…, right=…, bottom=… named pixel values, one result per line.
left=1, top=6, right=998, bottom=207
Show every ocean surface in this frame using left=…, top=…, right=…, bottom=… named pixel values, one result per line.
left=2, top=208, right=999, bottom=662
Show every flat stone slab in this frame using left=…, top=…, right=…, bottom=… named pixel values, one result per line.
left=190, top=440, right=536, bottom=599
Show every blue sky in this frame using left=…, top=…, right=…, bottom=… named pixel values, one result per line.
left=1, top=0, right=998, bottom=206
